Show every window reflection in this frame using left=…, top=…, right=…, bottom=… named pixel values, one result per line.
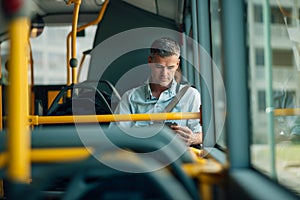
left=30, top=26, right=96, bottom=85
left=249, top=0, right=300, bottom=196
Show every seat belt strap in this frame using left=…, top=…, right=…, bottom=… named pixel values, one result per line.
left=164, top=85, right=190, bottom=112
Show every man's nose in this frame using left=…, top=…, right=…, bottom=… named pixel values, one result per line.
left=161, top=67, right=168, bottom=75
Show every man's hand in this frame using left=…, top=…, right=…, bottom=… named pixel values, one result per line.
left=169, top=125, right=202, bottom=145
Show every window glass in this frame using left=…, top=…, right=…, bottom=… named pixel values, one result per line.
left=0, top=41, right=9, bottom=85
left=254, top=5, right=263, bottom=23
left=255, top=48, right=293, bottom=67
left=30, top=25, right=97, bottom=85
left=255, top=5, right=292, bottom=24
left=271, top=6, right=291, bottom=24
left=249, top=0, right=300, bottom=196
left=273, top=49, right=293, bottom=66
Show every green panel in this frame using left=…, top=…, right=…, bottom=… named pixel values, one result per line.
left=93, top=0, right=178, bottom=47
left=89, top=0, right=179, bottom=85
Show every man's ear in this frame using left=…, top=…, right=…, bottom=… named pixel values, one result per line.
left=175, top=58, right=180, bottom=69
left=148, top=56, right=152, bottom=64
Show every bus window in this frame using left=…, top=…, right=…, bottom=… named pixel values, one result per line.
left=248, top=0, right=300, bottom=196
left=30, top=25, right=97, bottom=84
left=0, top=41, right=9, bottom=86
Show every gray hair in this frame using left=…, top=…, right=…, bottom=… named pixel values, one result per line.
left=150, top=37, right=180, bottom=58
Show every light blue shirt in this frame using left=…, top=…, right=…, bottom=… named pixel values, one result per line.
left=111, top=79, right=202, bottom=133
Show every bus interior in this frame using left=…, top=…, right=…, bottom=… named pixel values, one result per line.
left=0, top=0, right=300, bottom=199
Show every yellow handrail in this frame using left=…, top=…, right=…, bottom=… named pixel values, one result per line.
left=0, top=147, right=93, bottom=168
left=66, top=0, right=110, bottom=85
left=182, top=159, right=224, bottom=200
left=7, top=17, right=30, bottom=182
left=274, top=108, right=300, bottom=116
left=29, top=112, right=200, bottom=125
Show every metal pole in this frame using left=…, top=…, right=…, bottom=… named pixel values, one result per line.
left=222, top=0, right=250, bottom=168
left=6, top=8, right=31, bottom=183
left=181, top=31, right=188, bottom=79
left=197, top=0, right=216, bottom=147
left=263, top=0, right=277, bottom=180
left=184, top=12, right=194, bottom=84
left=191, top=0, right=200, bottom=90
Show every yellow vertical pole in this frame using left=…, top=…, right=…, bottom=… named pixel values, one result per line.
left=70, top=0, right=81, bottom=84
left=66, top=35, right=71, bottom=86
left=7, top=17, right=30, bottom=182
left=29, top=42, right=35, bottom=116
left=67, top=0, right=110, bottom=84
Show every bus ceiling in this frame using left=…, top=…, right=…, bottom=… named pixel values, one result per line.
left=35, top=0, right=185, bottom=26
left=0, top=0, right=103, bottom=41
left=0, top=0, right=185, bottom=40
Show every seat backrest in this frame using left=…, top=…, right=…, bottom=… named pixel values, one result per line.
left=28, top=125, right=200, bottom=200
left=0, top=126, right=202, bottom=199
left=62, top=154, right=196, bottom=200
left=47, top=81, right=115, bottom=117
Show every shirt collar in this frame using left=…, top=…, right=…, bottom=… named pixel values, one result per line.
left=144, top=78, right=178, bottom=101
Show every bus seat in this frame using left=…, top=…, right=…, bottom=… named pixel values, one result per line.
left=24, top=151, right=197, bottom=200
left=46, top=80, right=118, bottom=117
left=0, top=125, right=201, bottom=199
left=29, top=126, right=194, bottom=163
left=62, top=154, right=196, bottom=200
left=15, top=124, right=199, bottom=199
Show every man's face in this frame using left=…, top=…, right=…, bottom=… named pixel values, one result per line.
left=148, top=54, right=180, bottom=87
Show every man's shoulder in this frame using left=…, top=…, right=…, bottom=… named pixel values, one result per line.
left=177, top=84, right=201, bottom=104
left=126, top=84, right=145, bottom=93
left=179, top=84, right=200, bottom=95
left=189, top=86, right=200, bottom=94
left=122, top=84, right=146, bottom=98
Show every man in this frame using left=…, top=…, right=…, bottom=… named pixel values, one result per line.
left=112, top=37, right=202, bottom=146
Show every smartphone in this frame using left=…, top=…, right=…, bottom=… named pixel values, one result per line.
left=165, top=122, right=178, bottom=127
